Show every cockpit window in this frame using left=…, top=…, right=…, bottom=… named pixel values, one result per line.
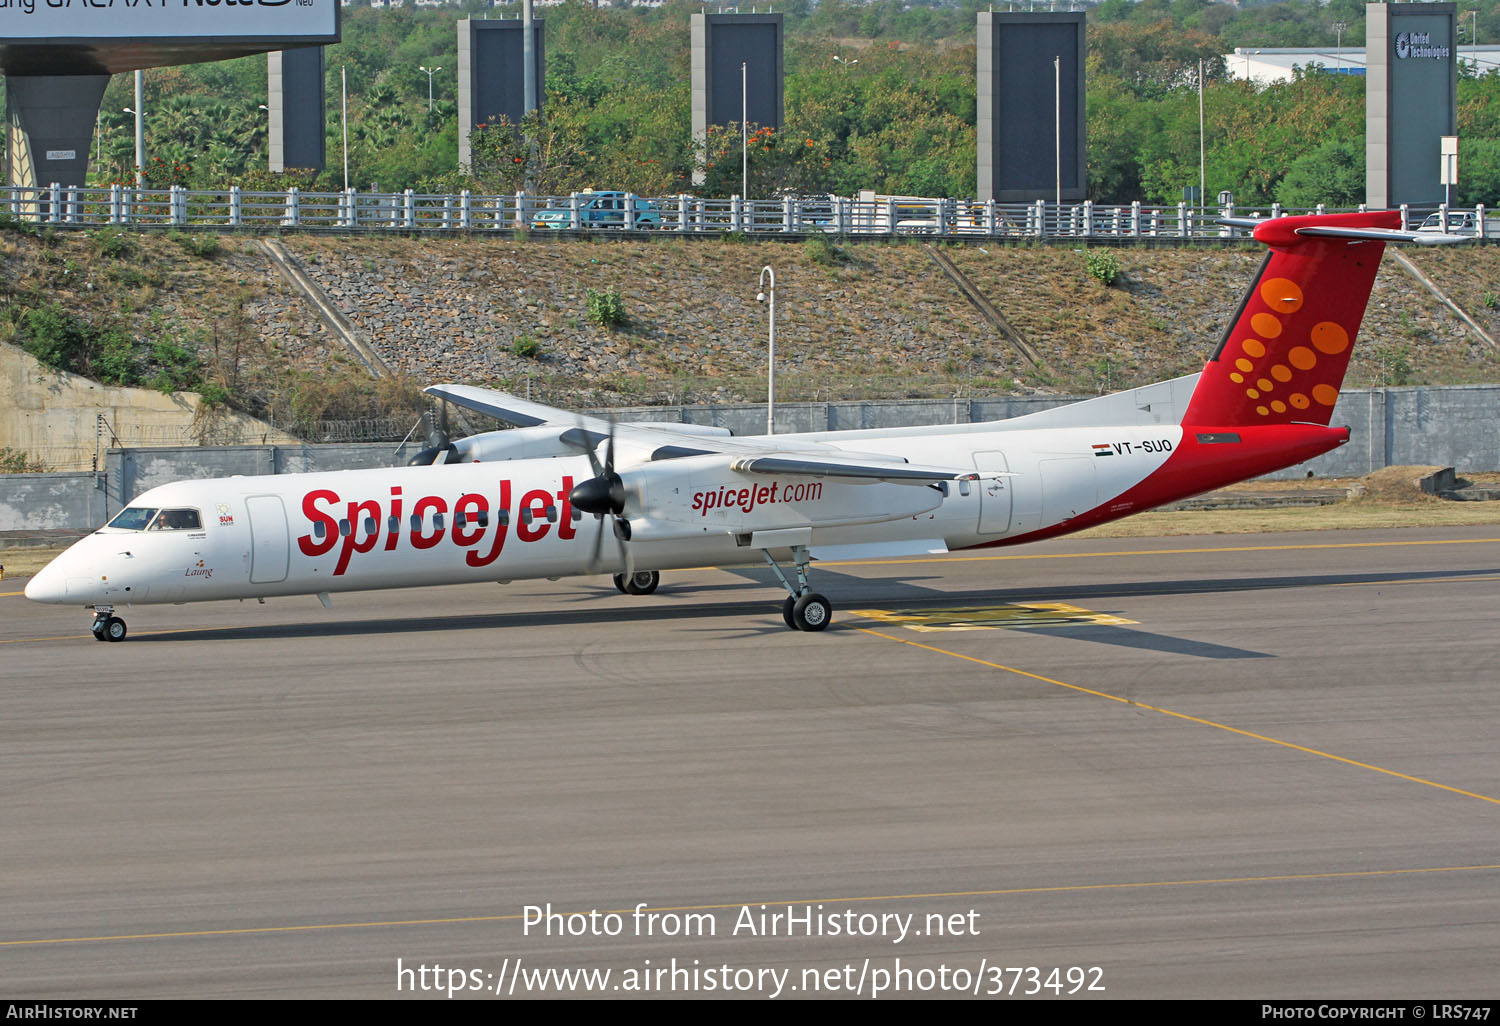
left=106, top=507, right=159, bottom=531
left=149, top=508, right=203, bottom=531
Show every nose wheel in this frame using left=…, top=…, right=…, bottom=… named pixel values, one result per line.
left=91, top=608, right=127, bottom=643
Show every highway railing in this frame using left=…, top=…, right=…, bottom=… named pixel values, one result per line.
left=2, top=185, right=1491, bottom=240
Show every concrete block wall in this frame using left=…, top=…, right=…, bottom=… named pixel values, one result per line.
left=0, top=472, right=108, bottom=532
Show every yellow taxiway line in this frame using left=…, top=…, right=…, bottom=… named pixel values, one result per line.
left=849, top=624, right=1500, bottom=808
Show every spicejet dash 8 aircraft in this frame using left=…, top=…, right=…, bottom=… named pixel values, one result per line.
left=25, top=211, right=1468, bottom=641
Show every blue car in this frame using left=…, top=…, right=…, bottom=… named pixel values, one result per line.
left=531, top=191, right=663, bottom=230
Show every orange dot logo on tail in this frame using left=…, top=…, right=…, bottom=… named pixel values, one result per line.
left=1311, top=322, right=1349, bottom=355
left=1251, top=313, right=1283, bottom=338
left=1260, top=278, right=1304, bottom=312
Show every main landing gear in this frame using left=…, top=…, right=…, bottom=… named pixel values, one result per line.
left=763, top=546, right=832, bottom=632
left=90, top=606, right=127, bottom=643
left=613, top=570, right=660, bottom=595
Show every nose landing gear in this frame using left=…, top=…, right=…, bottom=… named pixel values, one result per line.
left=90, top=607, right=127, bottom=643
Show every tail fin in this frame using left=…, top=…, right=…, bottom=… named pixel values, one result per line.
left=1182, top=210, right=1399, bottom=428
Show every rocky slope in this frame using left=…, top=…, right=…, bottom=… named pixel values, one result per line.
left=4, top=226, right=1499, bottom=428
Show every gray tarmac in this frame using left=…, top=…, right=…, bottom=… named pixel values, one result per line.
left=3, top=525, right=1500, bottom=999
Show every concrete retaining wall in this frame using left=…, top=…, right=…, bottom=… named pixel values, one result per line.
left=1, top=345, right=301, bottom=474
left=2, top=385, right=1495, bottom=532
left=0, top=472, right=109, bottom=532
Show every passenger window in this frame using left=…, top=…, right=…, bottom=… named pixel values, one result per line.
left=363, top=517, right=376, bottom=536
left=314, top=521, right=327, bottom=540
left=388, top=515, right=400, bottom=534
left=339, top=518, right=351, bottom=537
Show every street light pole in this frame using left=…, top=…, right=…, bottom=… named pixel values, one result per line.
left=341, top=64, right=349, bottom=192
left=523, top=0, right=536, bottom=115
left=741, top=61, right=748, bottom=207
left=420, top=65, right=441, bottom=113
left=757, top=265, right=776, bottom=436
left=1053, top=56, right=1062, bottom=209
left=1333, top=21, right=1345, bottom=75
left=133, top=70, right=144, bottom=186
left=1198, top=58, right=1206, bottom=213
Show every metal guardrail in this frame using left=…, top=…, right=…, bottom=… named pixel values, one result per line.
left=4, top=185, right=1493, bottom=239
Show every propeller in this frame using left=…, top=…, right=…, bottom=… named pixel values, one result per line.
left=564, top=419, right=633, bottom=576
left=406, top=404, right=462, bottom=466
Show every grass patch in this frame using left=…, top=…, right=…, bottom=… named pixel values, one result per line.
left=1083, top=248, right=1121, bottom=287
left=585, top=286, right=626, bottom=329
left=510, top=333, right=542, bottom=359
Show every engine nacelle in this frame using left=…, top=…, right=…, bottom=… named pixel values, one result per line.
left=452, top=423, right=733, bottom=463
left=451, top=426, right=585, bottom=462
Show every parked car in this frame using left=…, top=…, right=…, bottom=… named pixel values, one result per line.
left=530, top=191, right=662, bottom=230
left=1414, top=211, right=1498, bottom=236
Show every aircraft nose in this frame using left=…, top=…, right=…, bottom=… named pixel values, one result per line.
left=23, top=558, right=68, bottom=604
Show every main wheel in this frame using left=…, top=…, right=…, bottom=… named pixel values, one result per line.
left=613, top=573, right=629, bottom=594
left=102, top=616, right=127, bottom=643
left=791, top=593, right=832, bottom=632
left=623, top=570, right=659, bottom=595
left=782, top=595, right=797, bottom=630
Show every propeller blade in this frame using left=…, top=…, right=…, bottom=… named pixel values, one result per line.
left=566, top=415, right=629, bottom=578
left=587, top=512, right=606, bottom=574
left=603, top=415, right=616, bottom=478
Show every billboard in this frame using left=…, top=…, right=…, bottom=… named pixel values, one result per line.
left=1367, top=2, right=1457, bottom=209
left=0, top=2, right=337, bottom=41
left=0, top=1, right=338, bottom=76
left=690, top=12, right=784, bottom=187
left=457, top=19, right=546, bottom=171
left=977, top=12, right=1086, bottom=203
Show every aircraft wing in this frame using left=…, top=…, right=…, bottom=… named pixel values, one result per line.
left=425, top=383, right=612, bottom=431
left=426, top=383, right=998, bottom=485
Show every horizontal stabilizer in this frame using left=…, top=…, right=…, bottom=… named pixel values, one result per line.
left=1217, top=217, right=1472, bottom=246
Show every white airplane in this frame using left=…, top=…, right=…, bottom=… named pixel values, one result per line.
left=25, top=211, right=1466, bottom=640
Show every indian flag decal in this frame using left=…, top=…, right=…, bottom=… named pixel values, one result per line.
left=1092, top=443, right=1113, bottom=457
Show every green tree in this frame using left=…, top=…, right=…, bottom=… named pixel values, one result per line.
left=1276, top=138, right=1365, bottom=208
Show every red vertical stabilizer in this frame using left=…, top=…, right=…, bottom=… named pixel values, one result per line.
left=1181, top=210, right=1398, bottom=428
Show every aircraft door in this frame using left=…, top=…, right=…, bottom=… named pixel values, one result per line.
left=245, top=495, right=290, bottom=584
left=973, top=450, right=1011, bottom=535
